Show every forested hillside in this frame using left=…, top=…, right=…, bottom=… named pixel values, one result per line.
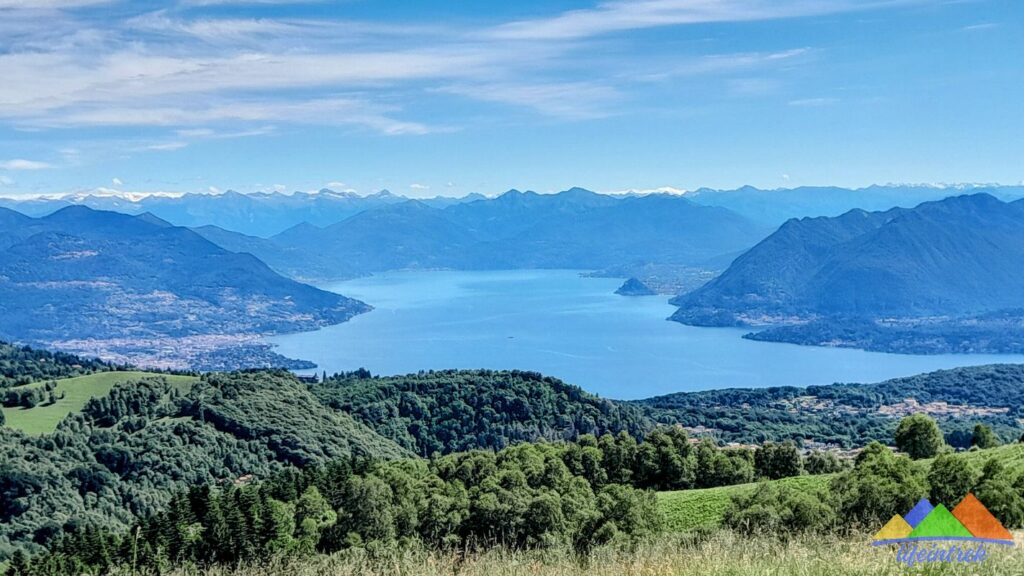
left=4, top=345, right=1024, bottom=569
left=0, top=342, right=113, bottom=388
left=5, top=420, right=788, bottom=573
left=311, top=369, right=650, bottom=455
left=317, top=363, right=1024, bottom=451
left=640, top=364, right=1024, bottom=448
left=0, top=207, right=369, bottom=369
left=0, top=371, right=407, bottom=558
left=671, top=194, right=1024, bottom=353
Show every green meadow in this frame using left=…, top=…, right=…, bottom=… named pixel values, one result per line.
left=1, top=371, right=197, bottom=435
left=656, top=443, right=1024, bottom=534
left=657, top=474, right=833, bottom=532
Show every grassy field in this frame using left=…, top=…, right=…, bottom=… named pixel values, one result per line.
left=113, top=532, right=1024, bottom=576
left=657, top=474, right=833, bottom=532
left=656, top=443, right=1024, bottom=533
left=1, top=371, right=198, bottom=435
left=926, top=442, right=1024, bottom=473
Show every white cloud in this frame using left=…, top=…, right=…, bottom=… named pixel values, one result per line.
left=208, top=186, right=221, bottom=194
left=409, top=183, right=430, bottom=190
left=181, top=0, right=323, bottom=5
left=788, top=97, right=838, bottom=107
left=728, top=77, right=779, bottom=96
left=440, top=81, right=620, bottom=120
left=145, top=142, right=189, bottom=151
left=0, top=1, right=112, bottom=7
left=176, top=128, right=215, bottom=138
left=488, top=0, right=913, bottom=41
left=324, top=181, right=347, bottom=189
left=112, top=177, right=123, bottom=186
left=614, top=186, right=688, bottom=195
left=0, top=40, right=493, bottom=135
left=29, top=98, right=434, bottom=135
left=0, top=158, right=52, bottom=170
left=635, top=48, right=811, bottom=82
left=0, top=175, right=13, bottom=186
left=0, top=0, right=930, bottom=147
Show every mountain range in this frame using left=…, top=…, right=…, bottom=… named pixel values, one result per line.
left=684, top=184, right=1024, bottom=225
left=5, top=184, right=1022, bottom=237
left=670, top=194, right=1024, bottom=353
left=0, top=189, right=484, bottom=237
left=0, top=206, right=369, bottom=368
left=8, top=187, right=1024, bottom=359
left=193, top=188, right=769, bottom=282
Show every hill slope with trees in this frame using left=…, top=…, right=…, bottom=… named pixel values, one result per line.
left=670, top=194, right=1024, bottom=353
left=0, top=371, right=407, bottom=558
left=311, top=369, right=651, bottom=456
left=0, top=207, right=369, bottom=369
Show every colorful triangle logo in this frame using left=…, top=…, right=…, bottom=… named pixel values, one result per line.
left=952, top=493, right=1014, bottom=543
left=907, top=504, right=974, bottom=539
left=871, top=492, right=1014, bottom=546
left=903, top=498, right=934, bottom=528
left=873, top=515, right=912, bottom=541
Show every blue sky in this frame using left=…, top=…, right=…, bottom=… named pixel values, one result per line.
left=0, top=0, right=1021, bottom=198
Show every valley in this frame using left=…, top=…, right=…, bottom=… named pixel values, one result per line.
left=3, top=1, right=1023, bottom=573
left=4, top=343, right=1024, bottom=574
left=267, top=269, right=1024, bottom=398
left=671, top=194, right=1024, bottom=354
left=6, top=188, right=1024, bottom=372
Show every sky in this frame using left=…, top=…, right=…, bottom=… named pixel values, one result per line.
left=0, top=0, right=1021, bottom=199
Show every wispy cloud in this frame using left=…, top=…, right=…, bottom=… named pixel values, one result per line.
left=144, top=142, right=189, bottom=151
left=788, top=97, right=839, bottom=107
left=180, top=0, right=323, bottom=6
left=634, top=48, right=811, bottom=82
left=488, top=0, right=915, bottom=41
left=0, top=159, right=52, bottom=170
left=0, top=1, right=111, bottom=7
left=0, top=0, right=930, bottom=146
left=962, top=23, right=998, bottom=31
left=440, top=81, right=621, bottom=120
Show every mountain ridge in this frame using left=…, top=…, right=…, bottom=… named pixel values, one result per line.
left=0, top=206, right=370, bottom=368
left=670, top=193, right=1024, bottom=353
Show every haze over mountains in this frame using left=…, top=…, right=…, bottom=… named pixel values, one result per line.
left=5, top=185, right=1024, bottom=365
left=671, top=193, right=1024, bottom=353
left=0, top=206, right=369, bottom=369
left=683, top=184, right=1024, bottom=225
left=193, top=188, right=770, bottom=283
left=0, top=189, right=482, bottom=237
left=5, top=184, right=1021, bottom=238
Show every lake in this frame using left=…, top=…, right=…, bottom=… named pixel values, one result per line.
left=268, top=270, right=1024, bottom=399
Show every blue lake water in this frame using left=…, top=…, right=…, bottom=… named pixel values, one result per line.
left=267, top=270, right=1024, bottom=400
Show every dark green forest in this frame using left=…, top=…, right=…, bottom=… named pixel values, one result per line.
left=724, top=438, right=1024, bottom=539
left=7, top=422, right=816, bottom=575
left=8, top=442, right=665, bottom=575
left=0, top=343, right=114, bottom=389
left=639, top=364, right=1024, bottom=448
left=311, top=369, right=650, bottom=455
left=3, top=344, right=1024, bottom=573
left=0, top=371, right=406, bottom=559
